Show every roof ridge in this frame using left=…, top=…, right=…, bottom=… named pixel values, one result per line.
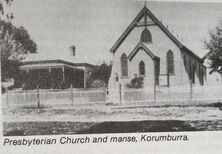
left=128, top=42, right=157, bottom=61
left=110, top=6, right=203, bottom=62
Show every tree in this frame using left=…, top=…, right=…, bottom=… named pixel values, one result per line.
left=204, top=21, right=222, bottom=75
left=88, top=63, right=112, bottom=87
left=0, top=0, right=13, bottom=20
left=1, top=21, right=37, bottom=54
left=0, top=20, right=37, bottom=87
left=0, top=0, right=37, bottom=90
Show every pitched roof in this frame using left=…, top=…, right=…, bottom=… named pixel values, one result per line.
left=110, top=6, right=203, bottom=63
left=128, top=42, right=158, bottom=61
left=202, top=51, right=212, bottom=60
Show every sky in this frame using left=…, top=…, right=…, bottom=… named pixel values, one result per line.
left=9, top=0, right=222, bottom=64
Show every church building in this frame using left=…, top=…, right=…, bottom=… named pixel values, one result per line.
left=108, top=6, right=206, bottom=92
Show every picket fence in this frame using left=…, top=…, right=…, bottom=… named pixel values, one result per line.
left=2, top=84, right=222, bottom=108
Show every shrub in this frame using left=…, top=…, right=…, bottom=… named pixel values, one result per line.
left=126, top=77, right=144, bottom=89
left=89, top=79, right=105, bottom=88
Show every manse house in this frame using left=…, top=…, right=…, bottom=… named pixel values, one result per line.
left=19, top=46, right=95, bottom=89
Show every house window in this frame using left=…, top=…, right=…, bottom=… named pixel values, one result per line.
left=141, top=28, right=152, bottom=43
left=139, top=61, right=145, bottom=75
left=166, top=50, right=174, bottom=75
left=121, top=53, right=128, bottom=77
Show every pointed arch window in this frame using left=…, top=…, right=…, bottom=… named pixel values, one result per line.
left=141, top=28, right=152, bottom=43
left=121, top=53, right=128, bottom=77
left=166, top=50, right=174, bottom=75
left=139, top=61, right=145, bottom=76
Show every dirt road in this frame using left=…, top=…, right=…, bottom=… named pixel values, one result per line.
left=3, top=102, right=222, bottom=136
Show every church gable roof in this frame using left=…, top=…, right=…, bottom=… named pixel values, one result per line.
left=128, top=42, right=158, bottom=61
left=110, top=6, right=203, bottom=63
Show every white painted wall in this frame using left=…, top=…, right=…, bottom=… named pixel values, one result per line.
left=130, top=49, right=154, bottom=87
left=109, top=23, right=192, bottom=90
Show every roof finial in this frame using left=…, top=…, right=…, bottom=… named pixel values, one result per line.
left=144, top=0, right=147, bottom=8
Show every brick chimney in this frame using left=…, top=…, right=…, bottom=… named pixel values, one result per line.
left=70, top=45, right=76, bottom=56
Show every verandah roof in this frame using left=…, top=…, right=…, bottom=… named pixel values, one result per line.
left=19, top=59, right=94, bottom=71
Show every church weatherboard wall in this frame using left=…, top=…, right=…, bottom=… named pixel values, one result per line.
left=108, top=6, right=206, bottom=94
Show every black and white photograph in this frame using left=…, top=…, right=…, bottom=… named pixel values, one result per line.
left=1, top=0, right=222, bottom=142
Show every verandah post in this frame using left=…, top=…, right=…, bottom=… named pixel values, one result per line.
left=70, top=84, right=74, bottom=105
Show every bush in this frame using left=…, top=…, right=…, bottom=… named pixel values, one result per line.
left=88, top=63, right=112, bottom=87
left=126, top=77, right=144, bottom=89
left=89, top=79, right=105, bottom=88
left=1, top=87, right=6, bottom=94
left=1, top=85, right=15, bottom=94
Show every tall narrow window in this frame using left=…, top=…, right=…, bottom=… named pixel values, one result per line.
left=166, top=50, right=174, bottom=75
left=121, top=53, right=128, bottom=77
left=141, top=28, right=152, bottom=43
left=139, top=61, right=145, bottom=75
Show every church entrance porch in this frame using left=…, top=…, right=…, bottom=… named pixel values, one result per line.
left=128, top=42, right=160, bottom=89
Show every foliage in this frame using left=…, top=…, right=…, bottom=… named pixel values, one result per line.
left=88, top=63, right=112, bottom=87
left=0, top=0, right=13, bottom=20
left=0, top=20, right=37, bottom=83
left=1, top=60, right=22, bottom=86
left=0, top=0, right=37, bottom=87
left=90, top=79, right=105, bottom=88
left=126, top=77, right=144, bottom=89
left=0, top=20, right=37, bottom=59
left=204, top=21, right=222, bottom=74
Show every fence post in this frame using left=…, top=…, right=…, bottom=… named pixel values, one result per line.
left=24, top=90, right=27, bottom=105
left=70, top=84, right=74, bottom=105
left=167, top=73, right=170, bottom=87
left=6, top=87, right=8, bottom=108
left=103, top=84, right=107, bottom=103
left=168, top=87, right=171, bottom=101
left=37, top=85, right=40, bottom=109
left=119, top=84, right=122, bottom=105
left=153, top=83, right=156, bottom=103
left=190, top=80, right=193, bottom=101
